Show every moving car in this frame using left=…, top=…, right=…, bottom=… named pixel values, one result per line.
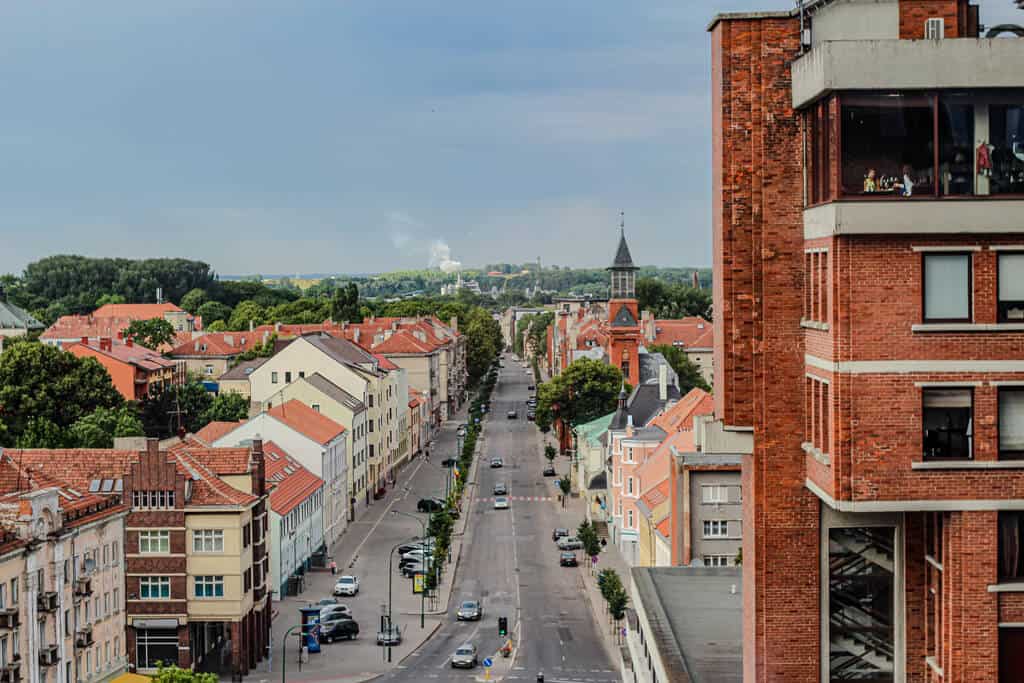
left=450, top=643, right=478, bottom=669
left=559, top=552, right=578, bottom=567
left=543, top=465, right=557, bottom=477
left=507, top=410, right=517, bottom=419
left=321, top=618, right=359, bottom=643
left=493, top=482, right=508, bottom=496
left=456, top=599, right=483, bottom=621
left=493, top=496, right=510, bottom=510
left=376, top=625, right=402, bottom=646
left=333, top=575, right=359, bottom=596
left=552, top=528, right=569, bottom=542
left=490, top=457, right=503, bottom=468
left=556, top=536, right=583, bottom=551
left=417, top=497, right=445, bottom=513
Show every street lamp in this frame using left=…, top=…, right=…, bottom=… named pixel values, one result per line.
left=392, top=510, right=428, bottom=629
left=385, top=537, right=419, bottom=663
left=280, top=624, right=304, bottom=683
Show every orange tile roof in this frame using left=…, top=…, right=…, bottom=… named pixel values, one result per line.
left=371, top=330, right=435, bottom=354
left=269, top=400, right=346, bottom=445
left=0, top=452, right=127, bottom=525
left=649, top=388, right=714, bottom=433
left=171, top=442, right=253, bottom=475
left=263, top=441, right=323, bottom=516
left=92, top=303, right=183, bottom=318
left=169, top=332, right=264, bottom=358
left=192, top=421, right=244, bottom=446
left=42, top=315, right=137, bottom=342
left=68, top=339, right=179, bottom=372
left=636, top=451, right=672, bottom=502
left=374, top=354, right=400, bottom=371
left=640, top=479, right=671, bottom=508
left=655, top=516, right=671, bottom=539
left=651, top=317, right=713, bottom=349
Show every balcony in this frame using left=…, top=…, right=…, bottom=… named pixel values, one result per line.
left=74, top=577, right=92, bottom=598
left=792, top=39, right=1024, bottom=110
left=75, top=627, right=94, bottom=649
left=0, top=609, right=17, bottom=630
left=37, top=645, right=59, bottom=667
left=0, top=660, right=21, bottom=683
left=36, top=592, right=58, bottom=613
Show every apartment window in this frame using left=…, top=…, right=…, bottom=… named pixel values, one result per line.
left=703, top=555, right=730, bottom=568
left=132, top=490, right=175, bottom=509
left=243, top=525, right=251, bottom=548
left=627, top=510, right=634, bottom=528
left=194, top=576, right=225, bottom=598
left=193, top=529, right=224, bottom=553
left=702, top=485, right=728, bottom=504
left=139, top=577, right=170, bottom=599
left=285, top=371, right=292, bottom=383
left=64, top=609, right=70, bottom=637
left=244, top=568, right=252, bottom=592
left=312, top=403, right=321, bottom=413
left=10, top=578, right=16, bottom=605
left=103, top=593, right=110, bottom=617
left=139, top=530, right=170, bottom=554
left=923, top=388, right=973, bottom=459
left=923, top=253, right=971, bottom=323
left=102, top=544, right=108, bottom=567
left=136, top=628, right=177, bottom=670
left=112, top=541, right=119, bottom=566
left=368, top=394, right=373, bottom=407
left=998, top=253, right=1024, bottom=323
left=805, top=375, right=831, bottom=455
left=842, top=93, right=934, bottom=197
left=925, top=513, right=944, bottom=665
left=806, top=98, right=833, bottom=205
left=703, top=520, right=728, bottom=538
left=113, top=589, right=120, bottom=613
left=627, top=478, right=633, bottom=495
left=204, top=364, right=214, bottom=376
left=999, top=512, right=1024, bottom=581
left=271, top=371, right=279, bottom=384
left=999, top=388, right=1024, bottom=460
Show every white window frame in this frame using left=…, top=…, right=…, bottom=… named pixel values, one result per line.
left=703, top=554, right=731, bottom=568
left=702, top=485, right=728, bottom=504
left=138, top=530, right=170, bottom=554
left=703, top=520, right=729, bottom=538
left=192, top=529, right=224, bottom=553
left=194, top=575, right=225, bottom=599
left=139, top=577, right=170, bottom=600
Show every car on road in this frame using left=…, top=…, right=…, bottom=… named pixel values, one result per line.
left=493, top=496, right=510, bottom=510
left=376, top=625, right=402, bottom=646
left=321, top=618, right=359, bottom=643
left=528, top=384, right=535, bottom=391
left=526, top=412, right=535, bottom=422
left=507, top=410, right=517, bottom=419
left=417, top=497, right=445, bottom=512
left=457, top=425, right=467, bottom=437
left=493, top=482, right=508, bottom=495
left=456, top=599, right=483, bottom=621
left=333, top=575, right=359, bottom=596
left=559, top=552, right=578, bottom=567
left=490, top=457, right=503, bottom=468
left=543, top=465, right=557, bottom=477
left=556, top=536, right=583, bottom=551
left=451, top=643, right=479, bottom=669
left=552, top=528, right=569, bottom=542
left=320, top=604, right=353, bottom=621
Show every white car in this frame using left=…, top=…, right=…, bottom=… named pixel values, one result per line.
left=493, top=496, right=510, bottom=510
left=333, top=575, right=359, bottom=596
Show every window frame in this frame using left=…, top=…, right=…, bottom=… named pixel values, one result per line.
left=193, top=575, right=225, bottom=599
left=138, top=530, right=170, bottom=555
left=997, top=252, right=1024, bottom=323
left=999, top=387, right=1024, bottom=460
left=192, top=529, right=224, bottom=553
left=139, top=577, right=171, bottom=600
left=922, top=386, right=974, bottom=460
left=922, top=252, right=973, bottom=324
left=703, top=520, right=729, bottom=539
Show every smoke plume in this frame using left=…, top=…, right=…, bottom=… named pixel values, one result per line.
left=429, top=240, right=462, bottom=273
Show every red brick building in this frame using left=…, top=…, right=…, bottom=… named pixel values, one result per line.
left=709, top=1, right=1024, bottom=681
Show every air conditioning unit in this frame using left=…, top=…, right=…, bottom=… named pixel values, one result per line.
left=925, top=17, right=945, bottom=39
left=75, top=626, right=94, bottom=649
left=36, top=592, right=58, bottom=613
left=74, top=577, right=92, bottom=598
left=38, top=645, right=59, bottom=667
left=0, top=661, right=21, bottom=683
left=0, top=609, right=18, bottom=629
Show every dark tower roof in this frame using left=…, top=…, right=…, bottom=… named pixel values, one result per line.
left=608, top=227, right=638, bottom=271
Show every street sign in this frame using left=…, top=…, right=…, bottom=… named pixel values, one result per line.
left=413, top=573, right=425, bottom=594
left=483, top=657, right=493, bottom=668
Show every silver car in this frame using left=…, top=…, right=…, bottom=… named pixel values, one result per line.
left=450, top=643, right=478, bottom=669
left=456, top=599, right=482, bottom=621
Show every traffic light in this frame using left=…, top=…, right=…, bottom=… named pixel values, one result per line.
left=498, top=616, right=508, bottom=637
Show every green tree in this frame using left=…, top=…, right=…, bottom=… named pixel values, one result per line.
left=124, top=318, right=176, bottom=350
left=577, top=520, right=602, bottom=559
left=0, top=343, right=124, bottom=445
left=534, top=358, right=623, bottom=432
left=648, top=344, right=711, bottom=394
left=152, top=664, right=218, bottom=683
left=16, top=416, right=68, bottom=448
left=557, top=476, right=571, bottom=507
left=196, top=301, right=232, bottom=326
left=544, top=444, right=557, bottom=463
left=463, top=308, right=502, bottom=384
left=205, top=320, right=227, bottom=332
left=637, top=277, right=712, bottom=319
left=330, top=283, right=360, bottom=323
left=140, top=381, right=215, bottom=439
left=179, top=288, right=209, bottom=314
left=95, top=293, right=126, bottom=307
left=227, top=300, right=268, bottom=331
left=69, top=406, right=144, bottom=448
left=201, top=392, right=250, bottom=424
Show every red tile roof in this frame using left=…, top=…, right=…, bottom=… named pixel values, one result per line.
left=42, top=315, right=137, bottom=342
left=192, top=421, right=244, bottom=446
left=371, top=330, right=435, bottom=354
left=640, top=479, right=671, bottom=508
left=635, top=450, right=672, bottom=501
left=168, top=332, right=264, bottom=358
left=263, top=441, right=323, bottom=516
left=650, top=317, right=713, bottom=350
left=92, top=303, right=183, bottom=318
left=655, top=516, right=671, bottom=539
left=0, top=454, right=121, bottom=521
left=68, top=339, right=179, bottom=372
left=269, top=400, right=346, bottom=445
left=171, top=443, right=253, bottom=476
left=374, top=354, right=400, bottom=371
left=649, top=388, right=714, bottom=433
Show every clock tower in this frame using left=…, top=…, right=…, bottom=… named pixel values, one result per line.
left=607, top=215, right=641, bottom=387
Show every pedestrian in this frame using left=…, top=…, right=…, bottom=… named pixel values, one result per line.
left=329, top=559, right=337, bottom=575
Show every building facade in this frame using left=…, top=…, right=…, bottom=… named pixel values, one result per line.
left=67, top=338, right=184, bottom=402
left=710, top=1, right=1024, bottom=680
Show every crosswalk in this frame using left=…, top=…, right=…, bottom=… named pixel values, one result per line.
left=477, top=496, right=553, bottom=503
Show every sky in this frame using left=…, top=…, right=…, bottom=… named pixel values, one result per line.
left=0, top=1, right=1020, bottom=276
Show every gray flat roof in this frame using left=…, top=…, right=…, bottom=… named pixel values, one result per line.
left=632, top=566, right=743, bottom=683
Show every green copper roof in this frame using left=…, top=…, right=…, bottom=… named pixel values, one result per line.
left=574, top=412, right=614, bottom=447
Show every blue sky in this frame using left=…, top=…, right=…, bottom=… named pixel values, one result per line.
left=0, top=1, right=1019, bottom=276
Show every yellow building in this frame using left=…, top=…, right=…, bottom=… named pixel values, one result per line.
left=636, top=480, right=672, bottom=568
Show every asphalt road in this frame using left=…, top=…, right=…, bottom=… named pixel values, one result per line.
left=380, top=355, right=619, bottom=683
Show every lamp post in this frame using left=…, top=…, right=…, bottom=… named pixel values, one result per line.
left=385, top=537, right=418, bottom=663
left=392, top=510, right=428, bottom=629
left=281, top=624, right=304, bottom=683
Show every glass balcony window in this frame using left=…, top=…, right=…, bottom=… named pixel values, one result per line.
left=922, top=388, right=973, bottom=460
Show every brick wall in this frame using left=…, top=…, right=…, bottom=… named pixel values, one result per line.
left=899, top=0, right=963, bottom=38
left=711, top=14, right=815, bottom=683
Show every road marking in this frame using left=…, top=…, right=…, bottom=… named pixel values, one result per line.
left=347, top=453, right=429, bottom=562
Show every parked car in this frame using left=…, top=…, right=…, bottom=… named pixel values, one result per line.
left=456, top=599, right=483, bottom=621
left=559, top=552, right=578, bottom=567
left=417, top=497, right=445, bottom=513
left=333, top=575, right=359, bottom=596
left=493, top=496, right=510, bottom=510
left=316, top=598, right=339, bottom=607
left=398, top=540, right=435, bottom=555
left=450, top=643, right=478, bottom=669
left=321, top=618, right=359, bottom=643
left=490, top=457, right=503, bottom=468
left=401, top=562, right=425, bottom=578
left=376, top=625, right=402, bottom=646
left=320, top=604, right=353, bottom=621
left=526, top=413, right=535, bottom=422
left=507, top=410, right=517, bottom=419
left=528, top=384, right=535, bottom=391
left=493, top=482, right=508, bottom=495
left=556, top=537, right=583, bottom=551
left=401, top=549, right=427, bottom=561
left=552, top=528, right=570, bottom=542
left=543, top=465, right=557, bottom=477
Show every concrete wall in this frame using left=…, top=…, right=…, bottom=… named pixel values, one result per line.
left=811, top=0, right=898, bottom=44
left=804, top=199, right=1024, bottom=238
left=689, top=472, right=743, bottom=567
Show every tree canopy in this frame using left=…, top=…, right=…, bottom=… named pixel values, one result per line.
left=534, top=358, right=623, bottom=431
left=636, top=278, right=712, bottom=319
left=69, top=406, right=145, bottom=448
left=124, top=318, right=176, bottom=350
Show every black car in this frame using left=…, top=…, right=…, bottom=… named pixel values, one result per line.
left=417, top=497, right=445, bottom=513
left=559, top=552, right=578, bottom=567
left=321, top=618, right=359, bottom=643
left=543, top=465, right=557, bottom=477
left=507, top=410, right=518, bottom=419
left=528, top=385, right=535, bottom=391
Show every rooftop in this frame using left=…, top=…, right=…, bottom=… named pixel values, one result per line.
left=92, top=302, right=184, bottom=318
left=168, top=331, right=264, bottom=358
left=0, top=297, right=44, bottom=331
left=304, top=333, right=379, bottom=370
left=609, top=227, right=638, bottom=271
left=649, top=388, right=714, bottom=433
left=631, top=566, right=743, bottom=683
left=220, top=357, right=268, bottom=381
left=269, top=400, right=346, bottom=445
left=191, top=421, right=245, bottom=447
left=263, top=441, right=323, bottom=516
left=304, top=373, right=366, bottom=412
left=70, top=338, right=180, bottom=372
left=650, top=317, right=713, bottom=350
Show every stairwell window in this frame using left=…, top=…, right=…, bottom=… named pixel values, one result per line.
left=923, top=388, right=973, bottom=459
left=999, top=389, right=1024, bottom=460
left=923, top=253, right=972, bottom=323
left=998, top=253, right=1024, bottom=323
left=999, top=512, right=1024, bottom=581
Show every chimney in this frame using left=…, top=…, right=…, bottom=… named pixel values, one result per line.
left=275, top=322, right=282, bottom=333
left=99, top=337, right=112, bottom=352
left=224, top=334, right=234, bottom=347
left=146, top=437, right=159, bottom=458
left=80, top=336, right=89, bottom=346
left=249, top=320, right=254, bottom=332
left=626, top=414, right=634, bottom=437
left=251, top=437, right=266, bottom=497
left=659, top=363, right=668, bottom=402
left=262, top=331, right=269, bottom=345
left=125, top=337, right=134, bottom=348
left=450, top=316, right=458, bottom=333
left=116, top=331, right=124, bottom=340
